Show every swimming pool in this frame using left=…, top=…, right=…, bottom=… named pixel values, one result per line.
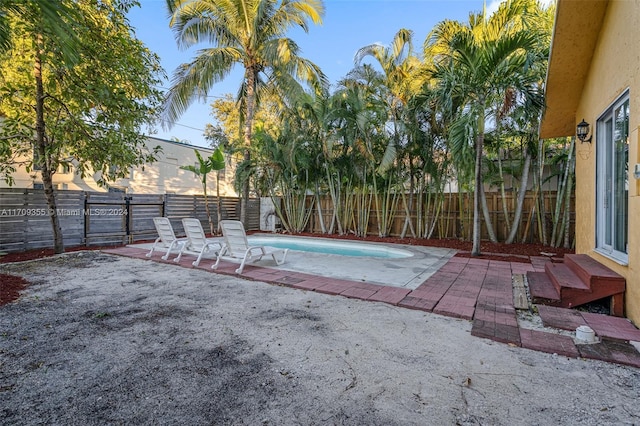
left=246, top=235, right=413, bottom=259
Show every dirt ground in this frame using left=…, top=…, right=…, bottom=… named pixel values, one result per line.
left=0, top=237, right=574, bottom=306
left=1, top=251, right=639, bottom=425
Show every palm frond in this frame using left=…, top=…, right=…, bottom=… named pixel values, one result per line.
left=163, top=46, right=240, bottom=126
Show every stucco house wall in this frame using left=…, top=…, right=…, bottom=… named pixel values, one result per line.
left=113, top=137, right=238, bottom=196
left=1, top=136, right=238, bottom=197
left=541, top=0, right=640, bottom=324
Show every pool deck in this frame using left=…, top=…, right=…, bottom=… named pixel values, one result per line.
left=103, top=245, right=640, bottom=368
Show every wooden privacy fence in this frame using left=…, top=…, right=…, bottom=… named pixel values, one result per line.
left=302, top=191, right=574, bottom=244
left=0, top=188, right=260, bottom=252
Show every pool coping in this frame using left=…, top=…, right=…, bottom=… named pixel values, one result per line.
left=127, top=238, right=457, bottom=290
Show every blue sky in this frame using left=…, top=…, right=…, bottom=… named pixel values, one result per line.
left=128, top=0, right=506, bottom=147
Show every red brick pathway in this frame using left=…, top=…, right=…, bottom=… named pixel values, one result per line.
left=103, top=246, right=640, bottom=368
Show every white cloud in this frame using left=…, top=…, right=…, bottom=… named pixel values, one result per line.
left=486, top=0, right=503, bottom=16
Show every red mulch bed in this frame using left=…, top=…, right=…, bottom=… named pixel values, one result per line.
left=0, top=236, right=574, bottom=307
left=289, top=232, right=575, bottom=262
left=0, top=274, right=29, bottom=306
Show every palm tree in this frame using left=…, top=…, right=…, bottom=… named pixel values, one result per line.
left=332, top=69, right=389, bottom=236
left=354, top=29, right=420, bottom=172
left=427, top=0, right=542, bottom=256
left=180, top=148, right=225, bottom=234
left=164, top=0, right=328, bottom=226
left=276, top=92, right=334, bottom=233
left=354, top=29, right=422, bottom=237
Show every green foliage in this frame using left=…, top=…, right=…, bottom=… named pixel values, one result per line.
left=0, top=0, right=165, bottom=185
left=0, top=0, right=81, bottom=55
left=180, top=149, right=225, bottom=184
left=164, top=0, right=328, bottom=126
left=165, top=0, right=328, bottom=223
left=180, top=148, right=226, bottom=233
left=205, top=0, right=557, bottom=243
left=205, top=92, right=283, bottom=151
left=426, top=0, right=550, bottom=252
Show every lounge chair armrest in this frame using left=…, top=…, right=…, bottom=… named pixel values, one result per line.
left=246, top=246, right=267, bottom=255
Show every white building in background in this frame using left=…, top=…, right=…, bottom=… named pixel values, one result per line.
left=111, top=137, right=238, bottom=196
left=1, top=136, right=238, bottom=196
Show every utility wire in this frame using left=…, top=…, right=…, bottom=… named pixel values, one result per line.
left=156, top=118, right=208, bottom=133
left=152, top=85, right=230, bottom=100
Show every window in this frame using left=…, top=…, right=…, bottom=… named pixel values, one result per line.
left=596, top=92, right=629, bottom=263
left=59, top=163, right=72, bottom=174
left=108, top=186, right=126, bottom=193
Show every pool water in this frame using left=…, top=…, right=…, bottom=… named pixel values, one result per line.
left=247, top=236, right=413, bottom=259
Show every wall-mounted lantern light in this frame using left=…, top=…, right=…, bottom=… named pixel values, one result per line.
left=576, top=119, right=592, bottom=143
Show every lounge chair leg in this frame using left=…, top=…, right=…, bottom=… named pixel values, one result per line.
left=162, top=241, right=181, bottom=261
left=235, top=256, right=249, bottom=274
left=161, top=244, right=172, bottom=260
left=147, top=237, right=162, bottom=258
left=174, top=249, right=184, bottom=263
left=212, top=246, right=227, bottom=270
left=273, top=249, right=288, bottom=265
left=193, top=251, right=204, bottom=267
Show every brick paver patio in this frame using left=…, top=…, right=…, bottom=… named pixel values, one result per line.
left=103, top=246, right=640, bottom=368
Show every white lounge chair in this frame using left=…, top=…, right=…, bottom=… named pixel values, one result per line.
left=213, top=220, right=288, bottom=274
left=175, top=218, right=222, bottom=266
left=147, top=217, right=187, bottom=260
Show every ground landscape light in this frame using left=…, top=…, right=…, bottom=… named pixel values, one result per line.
left=576, top=118, right=592, bottom=143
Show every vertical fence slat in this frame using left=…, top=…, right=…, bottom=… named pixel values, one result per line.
left=0, top=189, right=252, bottom=252
left=0, top=188, right=573, bottom=253
left=300, top=191, right=573, bottom=244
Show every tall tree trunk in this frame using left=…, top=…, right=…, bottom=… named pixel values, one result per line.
left=536, top=138, right=548, bottom=245
left=480, top=187, right=498, bottom=243
left=472, top=115, right=485, bottom=256
left=551, top=138, right=573, bottom=246
left=240, top=67, right=258, bottom=226
left=202, top=178, right=214, bottom=235
left=505, top=149, right=531, bottom=243
left=216, top=170, right=222, bottom=234
left=240, top=148, right=250, bottom=226
left=34, top=34, right=63, bottom=253
left=563, top=147, right=575, bottom=249
left=494, top=119, right=512, bottom=236
left=497, top=149, right=511, bottom=235
left=480, top=112, right=497, bottom=243
left=400, top=164, right=416, bottom=239
left=314, top=181, right=327, bottom=234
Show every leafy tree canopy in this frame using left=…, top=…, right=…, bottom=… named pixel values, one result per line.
left=205, top=93, right=282, bottom=152
left=0, top=0, right=166, bottom=185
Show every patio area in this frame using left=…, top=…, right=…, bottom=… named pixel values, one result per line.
left=104, top=245, right=640, bottom=368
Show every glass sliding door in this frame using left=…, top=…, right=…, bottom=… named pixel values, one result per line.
left=596, top=92, right=629, bottom=263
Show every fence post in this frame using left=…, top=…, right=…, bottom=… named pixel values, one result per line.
left=125, top=196, right=132, bottom=244
left=83, top=192, right=88, bottom=247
